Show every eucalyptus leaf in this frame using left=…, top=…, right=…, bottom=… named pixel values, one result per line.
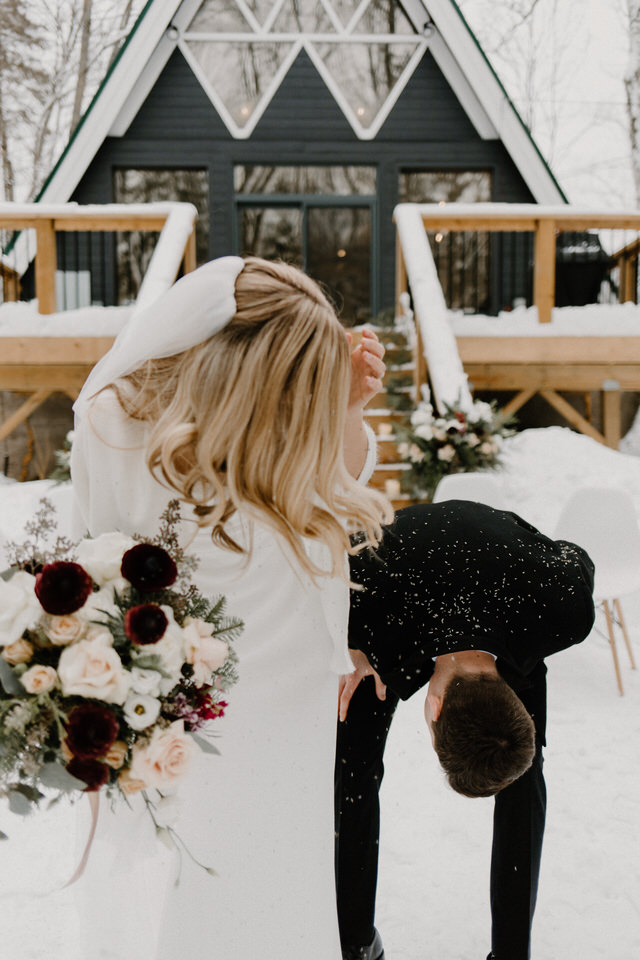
left=131, top=654, right=172, bottom=678
left=190, top=732, right=220, bottom=755
left=1, top=566, right=18, bottom=582
left=14, top=783, right=44, bottom=803
left=39, top=762, right=87, bottom=792
left=0, top=658, right=25, bottom=696
left=0, top=829, right=8, bottom=840
left=8, top=789, right=34, bottom=816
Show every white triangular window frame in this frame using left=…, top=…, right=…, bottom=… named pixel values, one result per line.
left=179, top=0, right=430, bottom=139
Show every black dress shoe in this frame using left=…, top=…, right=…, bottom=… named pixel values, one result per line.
left=342, top=928, right=385, bottom=960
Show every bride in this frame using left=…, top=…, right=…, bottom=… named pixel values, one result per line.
left=70, top=256, right=392, bottom=959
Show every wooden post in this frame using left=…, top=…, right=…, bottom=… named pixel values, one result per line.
left=183, top=228, right=197, bottom=274
left=35, top=220, right=57, bottom=314
left=395, top=230, right=408, bottom=315
left=533, top=219, right=556, bottom=323
left=602, top=385, right=622, bottom=449
left=0, top=389, right=51, bottom=443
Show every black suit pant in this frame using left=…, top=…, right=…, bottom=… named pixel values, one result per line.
left=335, top=663, right=547, bottom=960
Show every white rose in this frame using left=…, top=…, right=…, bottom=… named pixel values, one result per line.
left=79, top=586, right=120, bottom=624
left=437, top=444, right=456, bottom=462
left=410, top=405, right=433, bottom=427
left=75, top=532, right=136, bottom=586
left=130, top=666, right=163, bottom=697
left=123, top=693, right=161, bottom=731
left=444, top=418, right=464, bottom=433
left=413, top=423, right=434, bottom=442
left=466, top=433, right=480, bottom=448
left=21, top=664, right=58, bottom=694
left=433, top=427, right=448, bottom=442
left=58, top=632, right=130, bottom=704
left=0, top=571, right=41, bottom=646
left=183, top=617, right=229, bottom=687
left=479, top=441, right=495, bottom=455
left=470, top=401, right=494, bottom=423
left=129, top=720, right=196, bottom=790
left=44, top=613, right=86, bottom=646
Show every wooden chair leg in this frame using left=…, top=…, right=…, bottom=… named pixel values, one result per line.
left=603, top=600, right=624, bottom=695
left=613, top=598, right=637, bottom=670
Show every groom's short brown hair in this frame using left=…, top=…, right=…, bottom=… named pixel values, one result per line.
left=431, top=673, right=536, bottom=797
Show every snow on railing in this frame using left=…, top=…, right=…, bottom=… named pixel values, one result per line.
left=0, top=201, right=198, bottom=314
left=394, top=203, right=473, bottom=414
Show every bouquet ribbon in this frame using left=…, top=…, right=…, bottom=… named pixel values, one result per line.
left=64, top=792, right=100, bottom=887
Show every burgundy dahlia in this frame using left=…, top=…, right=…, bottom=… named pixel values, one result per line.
left=65, top=702, right=120, bottom=760
left=66, top=757, right=110, bottom=792
left=35, top=561, right=93, bottom=615
left=121, top=544, right=178, bottom=592
left=124, top=604, right=168, bottom=645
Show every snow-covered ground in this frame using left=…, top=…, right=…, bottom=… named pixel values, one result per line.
left=1, top=427, right=640, bottom=959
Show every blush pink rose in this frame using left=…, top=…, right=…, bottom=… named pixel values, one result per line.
left=1, top=638, right=34, bottom=665
left=21, top=664, right=57, bottom=694
left=44, top=614, right=86, bottom=646
left=183, top=618, right=229, bottom=687
left=129, top=720, right=196, bottom=790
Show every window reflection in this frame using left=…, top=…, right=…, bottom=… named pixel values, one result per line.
left=399, top=171, right=492, bottom=314
left=307, top=206, right=371, bottom=323
left=240, top=207, right=303, bottom=264
left=235, top=165, right=376, bottom=195
left=183, top=1, right=424, bottom=132
left=113, top=169, right=209, bottom=304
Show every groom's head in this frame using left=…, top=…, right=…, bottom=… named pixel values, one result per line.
left=425, top=671, right=536, bottom=798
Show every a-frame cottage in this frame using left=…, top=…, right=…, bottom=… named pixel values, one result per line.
left=36, top=0, right=566, bottom=321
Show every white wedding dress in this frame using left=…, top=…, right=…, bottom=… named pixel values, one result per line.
left=70, top=389, right=375, bottom=960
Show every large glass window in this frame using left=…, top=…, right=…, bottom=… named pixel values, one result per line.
left=399, top=171, right=492, bottom=313
left=181, top=1, right=427, bottom=136
left=113, top=169, right=209, bottom=303
left=236, top=164, right=375, bottom=323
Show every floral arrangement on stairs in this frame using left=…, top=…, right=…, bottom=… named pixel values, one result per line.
left=396, top=389, right=516, bottom=500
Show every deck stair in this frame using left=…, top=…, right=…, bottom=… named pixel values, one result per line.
left=363, top=325, right=417, bottom=510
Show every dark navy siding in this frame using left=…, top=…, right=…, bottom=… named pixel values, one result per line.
left=73, top=47, right=536, bottom=311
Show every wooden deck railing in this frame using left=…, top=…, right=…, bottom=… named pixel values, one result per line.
left=394, top=203, right=640, bottom=448
left=0, top=201, right=198, bottom=313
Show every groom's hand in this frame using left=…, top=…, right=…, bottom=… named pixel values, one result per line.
left=339, top=648, right=387, bottom=721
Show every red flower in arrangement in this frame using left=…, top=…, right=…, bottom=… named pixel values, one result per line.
left=65, top=702, right=120, bottom=759
left=66, top=756, right=110, bottom=792
left=35, top=561, right=93, bottom=615
left=124, top=604, right=168, bottom=645
left=121, top=544, right=178, bottom=592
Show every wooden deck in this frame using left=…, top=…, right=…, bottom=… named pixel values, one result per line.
left=456, top=335, right=640, bottom=448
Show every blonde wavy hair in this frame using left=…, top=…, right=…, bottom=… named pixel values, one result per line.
left=114, top=257, right=393, bottom=580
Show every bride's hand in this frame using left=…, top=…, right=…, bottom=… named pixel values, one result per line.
left=338, top=648, right=387, bottom=722
left=347, top=328, right=386, bottom=411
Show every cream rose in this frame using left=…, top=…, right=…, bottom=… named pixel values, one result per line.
left=437, top=444, right=456, bottom=462
left=21, top=664, right=57, bottom=694
left=44, top=613, right=86, bottom=646
left=118, top=768, right=147, bottom=795
left=129, top=720, right=196, bottom=790
left=1, top=637, right=34, bottom=665
left=0, top=571, right=41, bottom=646
left=183, top=618, right=229, bottom=687
left=75, top=532, right=136, bottom=586
left=58, top=631, right=130, bottom=704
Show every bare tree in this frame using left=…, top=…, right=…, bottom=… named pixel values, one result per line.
left=624, top=0, right=640, bottom=204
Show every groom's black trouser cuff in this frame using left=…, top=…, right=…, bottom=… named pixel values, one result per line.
left=335, top=678, right=399, bottom=946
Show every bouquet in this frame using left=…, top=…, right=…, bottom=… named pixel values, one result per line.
left=397, top=393, right=516, bottom=500
left=0, top=499, right=241, bottom=851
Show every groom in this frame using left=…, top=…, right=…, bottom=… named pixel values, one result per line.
left=335, top=500, right=595, bottom=960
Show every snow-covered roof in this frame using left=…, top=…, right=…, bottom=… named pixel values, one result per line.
left=36, top=0, right=566, bottom=207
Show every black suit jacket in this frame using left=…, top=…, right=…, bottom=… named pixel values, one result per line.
left=348, top=501, right=595, bottom=701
